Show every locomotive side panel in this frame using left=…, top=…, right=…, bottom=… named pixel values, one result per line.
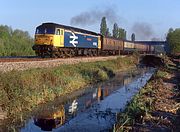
left=64, top=30, right=99, bottom=49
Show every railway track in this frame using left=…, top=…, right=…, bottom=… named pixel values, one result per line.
left=0, top=56, right=52, bottom=62
left=0, top=56, right=119, bottom=72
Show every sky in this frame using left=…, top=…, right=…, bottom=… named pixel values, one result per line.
left=0, top=0, right=180, bottom=40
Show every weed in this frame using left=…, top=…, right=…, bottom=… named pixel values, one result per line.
left=156, top=70, right=169, bottom=78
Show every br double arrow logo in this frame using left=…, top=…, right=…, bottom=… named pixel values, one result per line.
left=70, top=32, right=78, bottom=47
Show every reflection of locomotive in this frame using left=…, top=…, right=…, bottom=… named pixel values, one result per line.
left=32, top=23, right=155, bottom=58
left=33, top=87, right=111, bottom=131
left=34, top=105, right=65, bottom=131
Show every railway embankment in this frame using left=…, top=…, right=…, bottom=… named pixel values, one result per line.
left=0, top=55, right=138, bottom=131
left=114, top=55, right=180, bottom=131
left=0, top=56, right=119, bottom=72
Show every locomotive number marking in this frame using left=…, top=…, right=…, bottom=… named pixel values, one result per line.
left=93, top=42, right=97, bottom=46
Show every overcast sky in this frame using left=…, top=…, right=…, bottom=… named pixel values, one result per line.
left=0, top=0, right=180, bottom=40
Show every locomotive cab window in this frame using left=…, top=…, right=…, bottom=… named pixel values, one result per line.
left=35, top=27, right=55, bottom=34
left=60, top=30, right=64, bottom=35
left=56, top=29, right=60, bottom=35
left=35, top=29, right=39, bottom=34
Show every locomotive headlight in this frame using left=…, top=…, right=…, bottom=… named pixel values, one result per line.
left=50, top=39, right=53, bottom=45
left=35, top=38, right=38, bottom=42
left=49, top=37, right=53, bottom=45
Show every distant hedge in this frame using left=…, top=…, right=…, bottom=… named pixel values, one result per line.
left=0, top=25, right=35, bottom=56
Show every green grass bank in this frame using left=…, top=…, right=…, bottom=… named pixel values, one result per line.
left=0, top=56, right=137, bottom=131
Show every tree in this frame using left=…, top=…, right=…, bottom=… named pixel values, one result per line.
left=105, top=28, right=111, bottom=37
left=168, top=28, right=174, bottom=33
left=112, top=23, right=119, bottom=38
left=118, top=28, right=126, bottom=40
left=0, top=25, right=34, bottom=56
left=123, top=30, right=127, bottom=40
left=100, top=17, right=107, bottom=36
left=166, top=28, right=180, bottom=54
left=131, top=33, right=135, bottom=42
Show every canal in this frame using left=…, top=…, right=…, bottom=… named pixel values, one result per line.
left=21, top=67, right=155, bottom=132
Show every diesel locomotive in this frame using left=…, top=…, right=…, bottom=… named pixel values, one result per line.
left=32, top=23, right=154, bottom=58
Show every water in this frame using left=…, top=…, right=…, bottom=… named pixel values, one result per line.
left=21, top=67, right=155, bottom=132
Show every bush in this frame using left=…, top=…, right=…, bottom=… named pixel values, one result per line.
left=0, top=25, right=34, bottom=56
left=166, top=28, right=180, bottom=54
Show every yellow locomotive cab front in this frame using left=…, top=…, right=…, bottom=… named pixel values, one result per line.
left=34, top=26, right=55, bottom=45
left=35, top=34, right=53, bottom=45
left=32, top=24, right=65, bottom=57
left=34, top=28, right=64, bottom=47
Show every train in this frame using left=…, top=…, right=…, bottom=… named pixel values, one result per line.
left=32, top=23, right=155, bottom=58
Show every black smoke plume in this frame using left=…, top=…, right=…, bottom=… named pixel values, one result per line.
left=132, top=22, right=154, bottom=40
left=70, top=7, right=119, bottom=26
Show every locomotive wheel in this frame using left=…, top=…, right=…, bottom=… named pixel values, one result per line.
left=92, top=50, right=96, bottom=56
left=89, top=50, right=93, bottom=57
left=50, top=53, right=56, bottom=58
left=41, top=52, right=45, bottom=58
left=60, top=51, right=65, bottom=58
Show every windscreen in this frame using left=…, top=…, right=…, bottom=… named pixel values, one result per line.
left=35, top=26, right=55, bottom=34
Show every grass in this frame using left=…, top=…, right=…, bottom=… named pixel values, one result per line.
left=0, top=56, right=137, bottom=131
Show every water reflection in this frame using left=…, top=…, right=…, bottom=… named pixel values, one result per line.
left=34, top=105, right=65, bottom=131
left=21, top=67, right=155, bottom=132
left=33, top=87, right=113, bottom=131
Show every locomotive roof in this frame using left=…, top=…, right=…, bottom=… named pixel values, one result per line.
left=37, top=22, right=101, bottom=36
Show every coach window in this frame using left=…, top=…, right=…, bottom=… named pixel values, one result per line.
left=56, top=29, right=60, bottom=35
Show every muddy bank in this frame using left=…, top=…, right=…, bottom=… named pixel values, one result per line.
left=115, top=56, right=180, bottom=131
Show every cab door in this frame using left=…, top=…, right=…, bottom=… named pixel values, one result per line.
left=54, top=28, right=64, bottom=47
left=60, top=29, right=64, bottom=47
